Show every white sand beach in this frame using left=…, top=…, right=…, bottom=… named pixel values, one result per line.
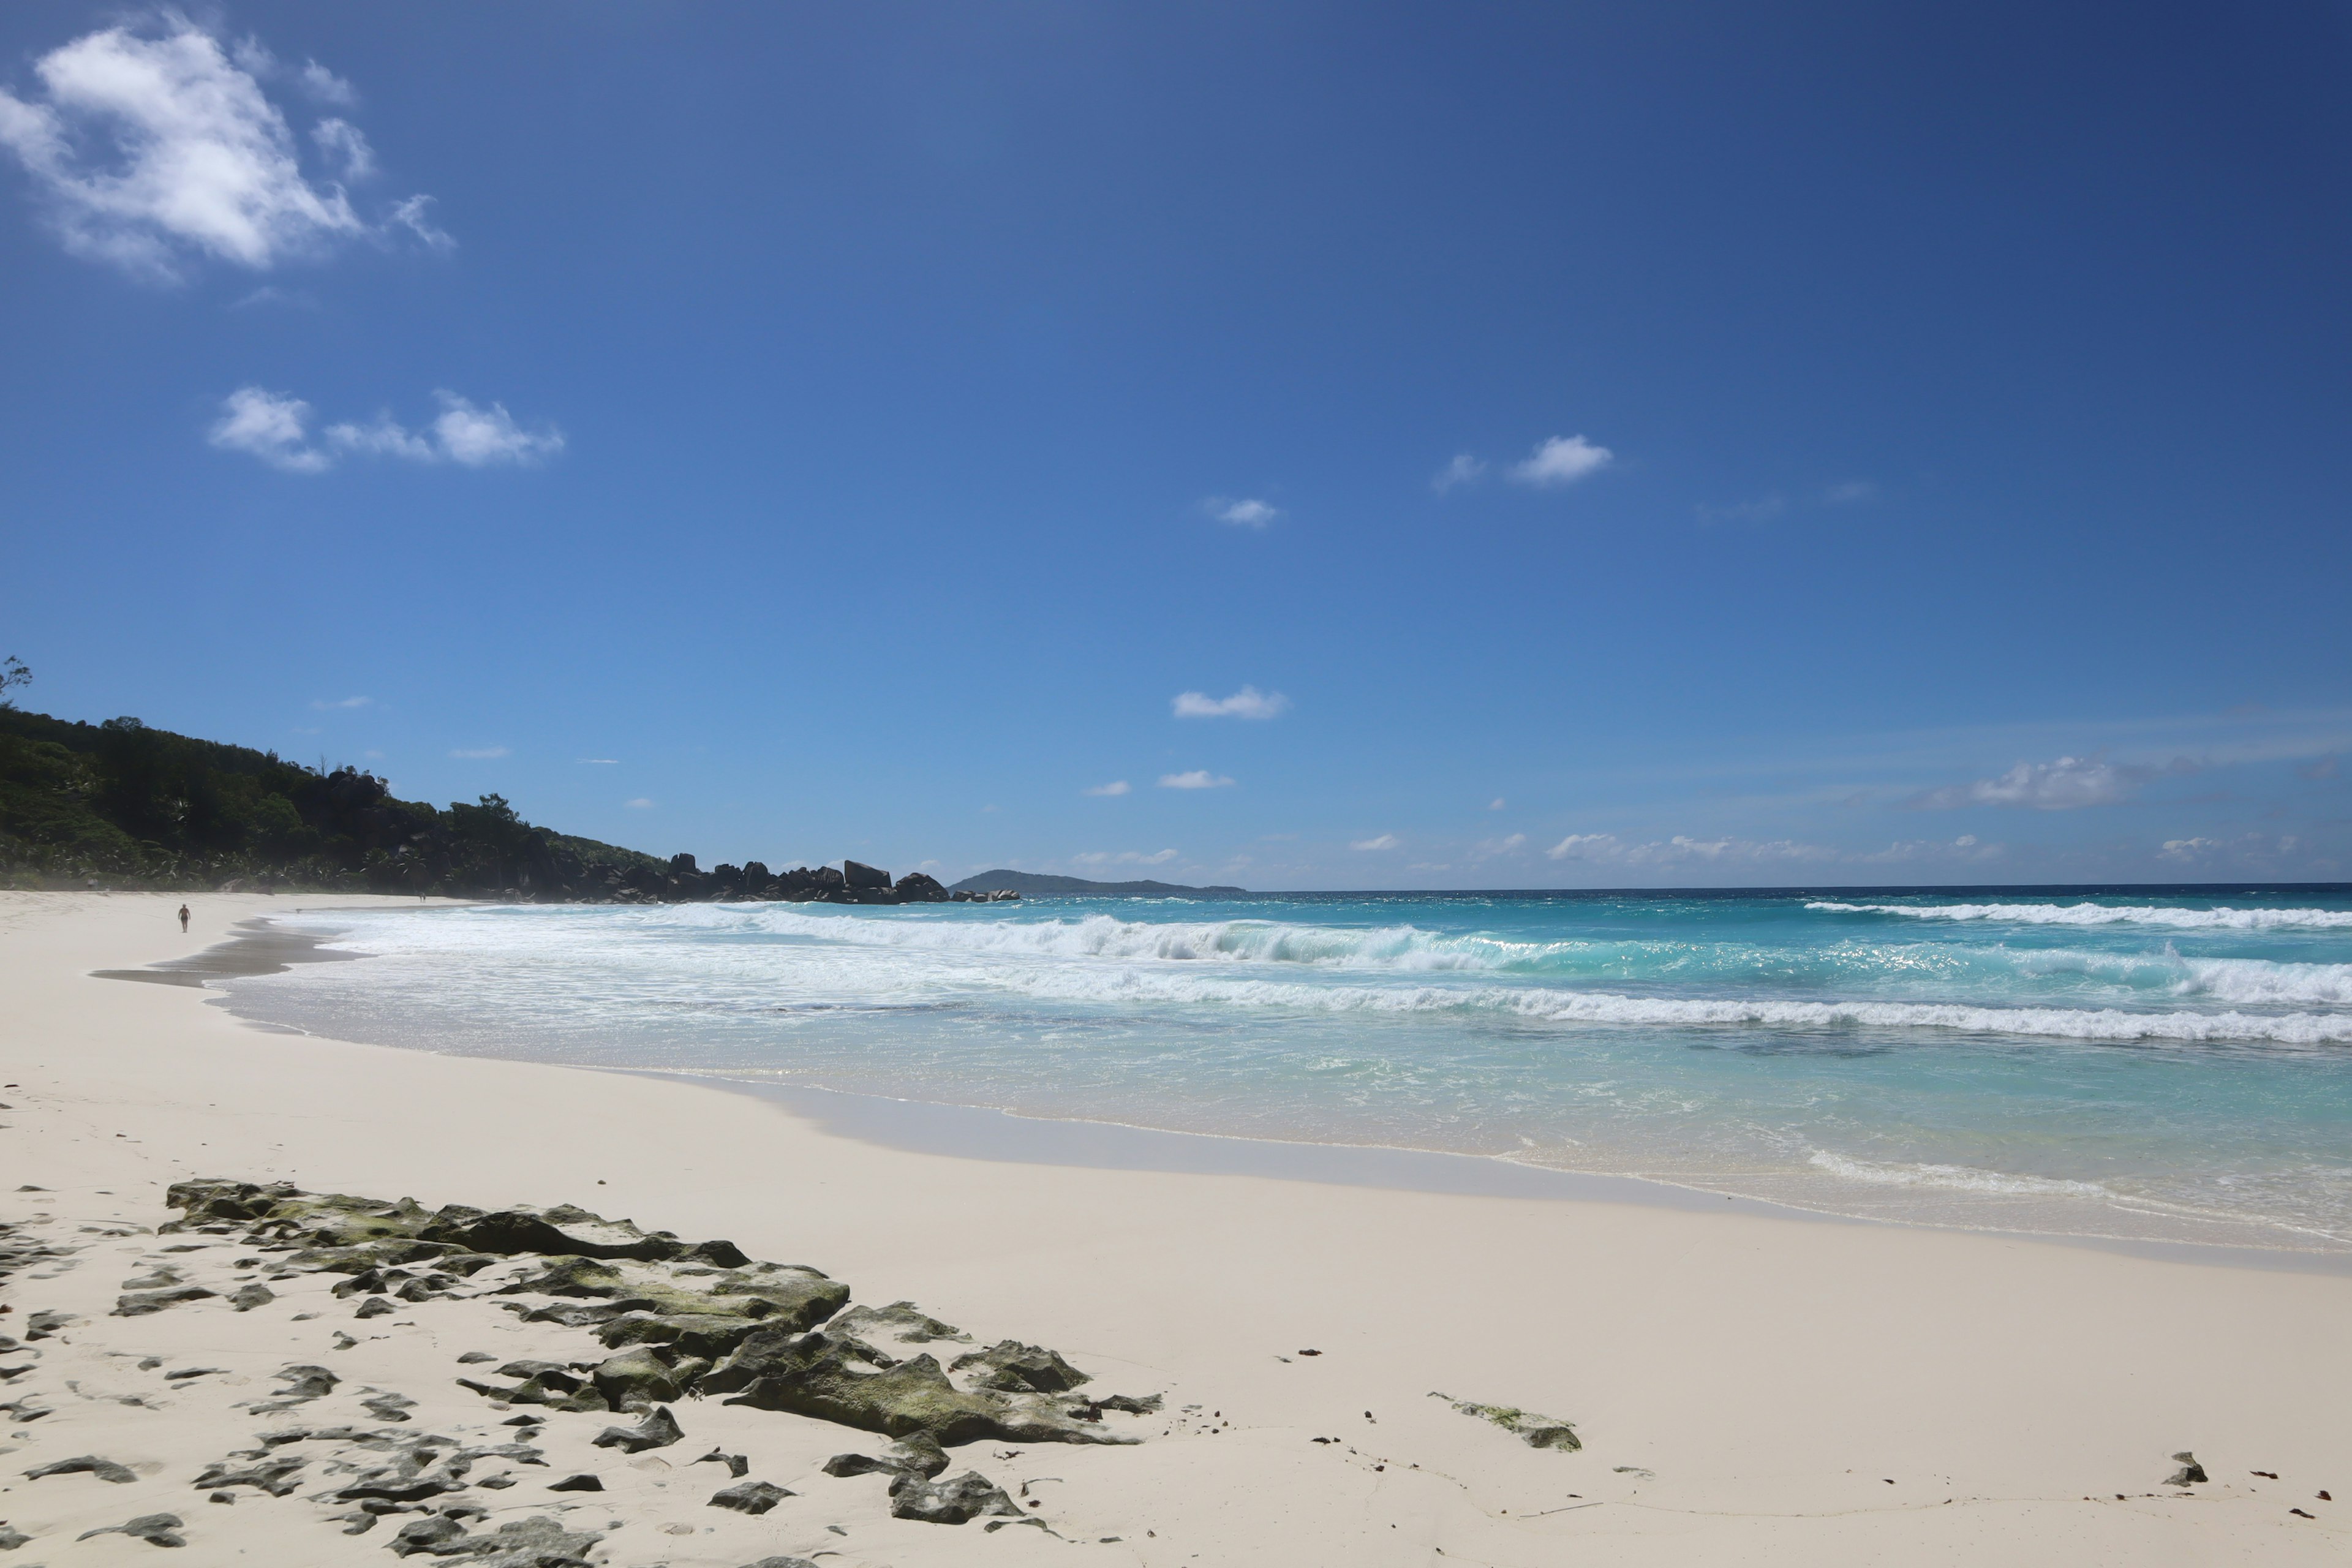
left=2, top=891, right=2345, bottom=1566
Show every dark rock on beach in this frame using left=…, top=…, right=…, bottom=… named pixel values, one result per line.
left=27, top=1453, right=139, bottom=1483
left=888, top=1469, right=1023, bottom=1524
left=823, top=1432, right=950, bottom=1480
left=709, top=1479, right=793, bottom=1515
left=591, top=1404, right=684, bottom=1453
left=78, top=1512, right=185, bottom=1547
left=952, top=1339, right=1092, bottom=1394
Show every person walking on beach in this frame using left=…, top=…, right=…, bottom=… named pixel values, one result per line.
left=178, top=903, right=190, bottom=933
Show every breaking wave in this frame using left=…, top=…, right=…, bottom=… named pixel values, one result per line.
left=1807, top=900, right=2352, bottom=931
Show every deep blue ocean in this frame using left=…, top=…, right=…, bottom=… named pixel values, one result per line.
left=226, top=886, right=2352, bottom=1254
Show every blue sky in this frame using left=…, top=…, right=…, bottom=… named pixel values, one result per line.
left=2, top=2, right=2348, bottom=889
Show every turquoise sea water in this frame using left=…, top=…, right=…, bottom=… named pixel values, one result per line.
left=226, top=888, right=2352, bottom=1253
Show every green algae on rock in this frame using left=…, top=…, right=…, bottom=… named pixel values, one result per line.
left=1430, top=1390, right=1581, bottom=1451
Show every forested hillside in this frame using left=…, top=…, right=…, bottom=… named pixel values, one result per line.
left=0, top=705, right=667, bottom=897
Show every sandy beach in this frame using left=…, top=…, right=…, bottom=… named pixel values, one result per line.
left=2, top=891, right=2346, bottom=1566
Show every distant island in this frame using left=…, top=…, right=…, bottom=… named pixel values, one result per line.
left=948, top=869, right=1249, bottom=899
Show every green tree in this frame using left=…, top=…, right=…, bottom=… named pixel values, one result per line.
left=0, top=656, right=28, bottom=711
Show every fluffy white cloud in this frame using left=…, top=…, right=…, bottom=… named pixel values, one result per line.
left=1172, top=685, right=1289, bottom=720
left=1469, top=833, right=1526, bottom=859
left=1509, top=434, right=1613, bottom=488
left=310, top=695, right=371, bottom=710
left=1206, top=497, right=1280, bottom=527
left=2160, top=837, right=2221, bottom=859
left=208, top=386, right=330, bottom=472
left=1432, top=453, right=1486, bottom=493
left=1351, top=833, right=1400, bottom=851
left=450, top=746, right=509, bottom=760
left=424, top=393, right=563, bottom=466
left=0, top=18, right=435, bottom=280
left=1084, top=780, right=1132, bottom=796
left=625, top=797, right=655, bottom=809
left=1487, top=797, right=1506, bottom=811
left=211, top=387, right=564, bottom=472
left=1159, top=770, right=1235, bottom=790
left=296, top=61, right=357, bottom=107
left=1912, top=756, right=2147, bottom=811
left=1072, top=848, right=1178, bottom=867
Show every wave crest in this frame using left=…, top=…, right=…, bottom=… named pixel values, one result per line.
left=1807, top=900, right=2352, bottom=931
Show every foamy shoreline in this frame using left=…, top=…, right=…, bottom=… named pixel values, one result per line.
left=3, top=891, right=2348, bottom=1564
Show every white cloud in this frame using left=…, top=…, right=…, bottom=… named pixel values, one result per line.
left=0, top=18, right=435, bottom=280
left=1509, top=434, right=1613, bottom=489
left=625, top=797, right=655, bottom=809
left=310, top=695, right=371, bottom=710
left=1205, top=496, right=1280, bottom=527
left=1083, top=780, right=1132, bottom=796
left=214, top=386, right=563, bottom=472
left=450, top=746, right=509, bottom=760
left=208, top=386, right=330, bottom=471
left=1433, top=453, right=1485, bottom=493
left=1072, top=848, right=1179, bottom=867
left=1469, top=833, right=1526, bottom=860
left=1823, top=480, right=1877, bottom=505
left=1172, top=685, right=1289, bottom=720
left=1912, top=756, right=2147, bottom=811
left=387, top=193, right=453, bottom=251
left=2160, top=837, right=2220, bottom=859
left=296, top=60, right=356, bottom=107
left=310, top=116, right=372, bottom=181
left=1159, top=770, right=1235, bottom=790
left=1351, top=833, right=1400, bottom=851
left=578, top=758, right=618, bottom=765
left=425, top=393, right=564, bottom=466
left=1545, top=832, right=1838, bottom=865
left=1487, top=797, right=1506, bottom=811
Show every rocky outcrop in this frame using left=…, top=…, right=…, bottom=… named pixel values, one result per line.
left=701, top=1328, right=1134, bottom=1447
left=160, top=1180, right=1155, bottom=1455
left=843, top=860, right=892, bottom=891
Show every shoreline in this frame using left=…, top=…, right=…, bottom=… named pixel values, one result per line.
left=7, top=890, right=2349, bottom=1564
left=193, top=908, right=2352, bottom=1275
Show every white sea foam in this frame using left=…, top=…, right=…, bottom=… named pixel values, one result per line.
left=1805, top=1149, right=2114, bottom=1199
left=1807, top=900, right=2352, bottom=931
left=949, top=963, right=2352, bottom=1046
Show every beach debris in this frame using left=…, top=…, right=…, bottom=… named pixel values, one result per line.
left=695, top=1447, right=752, bottom=1477
left=265, top=1363, right=341, bottom=1403
left=456, top=1351, right=496, bottom=1363
left=887, top=1469, right=1023, bottom=1524
left=1430, top=1391, right=1581, bottom=1452
left=737, top=1558, right=822, bottom=1568
left=26, top=1453, right=140, bottom=1483
left=2165, top=1452, right=2208, bottom=1486
left=1297, top=1348, right=1321, bottom=1356
left=78, top=1511, right=185, bottom=1547
left=592, top=1404, right=684, bottom=1453
left=2293, top=1507, right=2316, bottom=1518
left=823, top=1433, right=951, bottom=1480
left=2253, top=1469, right=2278, bottom=1479
left=709, top=1479, right=793, bottom=1515
left=2318, top=1490, right=2332, bottom=1501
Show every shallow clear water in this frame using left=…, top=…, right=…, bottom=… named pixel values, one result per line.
left=223, top=888, right=2352, bottom=1253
